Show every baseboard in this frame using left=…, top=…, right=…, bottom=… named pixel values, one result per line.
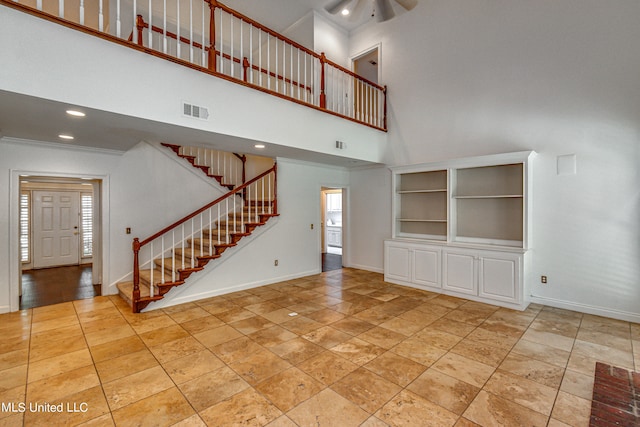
left=347, top=263, right=384, bottom=274
left=0, top=305, right=11, bottom=314
left=147, top=269, right=319, bottom=310
left=529, top=294, right=640, bottom=323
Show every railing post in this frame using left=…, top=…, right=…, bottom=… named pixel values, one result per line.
left=273, top=162, right=278, bottom=215
left=135, top=14, right=144, bottom=46
left=383, top=85, right=388, bottom=130
left=206, top=0, right=217, bottom=72
left=240, top=155, right=247, bottom=184
left=132, top=238, right=141, bottom=312
left=242, top=57, right=249, bottom=82
left=319, top=52, right=327, bottom=109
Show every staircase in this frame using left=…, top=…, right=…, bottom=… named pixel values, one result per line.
left=117, top=144, right=278, bottom=312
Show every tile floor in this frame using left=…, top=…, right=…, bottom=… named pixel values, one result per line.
left=1, top=268, right=639, bottom=426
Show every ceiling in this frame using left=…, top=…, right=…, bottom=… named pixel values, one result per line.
left=0, top=0, right=398, bottom=167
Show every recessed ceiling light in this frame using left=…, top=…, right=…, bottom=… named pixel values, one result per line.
left=58, top=134, right=74, bottom=140
left=341, top=8, right=350, bottom=15
left=66, top=109, right=86, bottom=117
left=254, top=144, right=265, bottom=149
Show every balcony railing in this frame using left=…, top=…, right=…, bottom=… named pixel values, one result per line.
left=3, top=0, right=387, bottom=130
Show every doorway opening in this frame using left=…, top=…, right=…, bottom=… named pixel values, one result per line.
left=321, top=187, right=343, bottom=272
left=353, top=46, right=379, bottom=85
left=352, top=45, right=380, bottom=120
left=19, top=177, right=102, bottom=309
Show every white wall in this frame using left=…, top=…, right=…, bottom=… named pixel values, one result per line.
left=348, top=166, right=391, bottom=273
left=348, top=0, right=640, bottom=320
left=282, top=11, right=315, bottom=50
left=313, top=11, right=350, bottom=68
left=148, top=158, right=350, bottom=309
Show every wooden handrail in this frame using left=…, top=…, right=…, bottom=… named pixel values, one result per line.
left=136, top=15, right=314, bottom=93
left=211, top=1, right=385, bottom=92
left=138, top=163, right=276, bottom=247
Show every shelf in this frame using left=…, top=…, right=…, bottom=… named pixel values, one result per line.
left=398, top=219, right=447, bottom=223
left=398, top=189, right=447, bottom=194
left=453, top=194, right=523, bottom=199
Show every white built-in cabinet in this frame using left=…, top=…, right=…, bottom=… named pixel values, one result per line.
left=384, top=151, right=534, bottom=310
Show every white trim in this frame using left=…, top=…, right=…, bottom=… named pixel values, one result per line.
left=319, top=184, right=349, bottom=270
left=277, top=156, right=348, bottom=172
left=145, top=269, right=318, bottom=311
left=350, top=42, right=382, bottom=82
left=9, top=169, right=110, bottom=312
left=390, top=150, right=536, bottom=174
left=0, top=305, right=11, bottom=315
left=349, top=263, right=384, bottom=274
left=530, top=294, right=640, bottom=323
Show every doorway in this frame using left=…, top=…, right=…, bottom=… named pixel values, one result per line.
left=352, top=45, right=380, bottom=121
left=321, top=188, right=343, bottom=272
left=19, top=177, right=101, bottom=309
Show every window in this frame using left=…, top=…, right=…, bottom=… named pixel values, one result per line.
left=81, top=193, right=93, bottom=257
left=20, top=192, right=30, bottom=263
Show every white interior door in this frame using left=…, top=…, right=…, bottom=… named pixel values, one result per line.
left=33, top=191, right=80, bottom=268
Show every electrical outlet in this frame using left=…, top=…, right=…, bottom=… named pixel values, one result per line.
left=541, top=275, right=547, bottom=284
left=310, top=224, right=314, bottom=230
left=274, top=259, right=278, bottom=267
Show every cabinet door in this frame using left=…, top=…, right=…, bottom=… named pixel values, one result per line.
left=412, top=247, right=441, bottom=288
left=442, top=250, right=477, bottom=295
left=385, top=243, right=411, bottom=282
left=478, top=252, right=521, bottom=303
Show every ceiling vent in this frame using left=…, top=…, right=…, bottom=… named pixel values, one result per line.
left=183, top=102, right=209, bottom=120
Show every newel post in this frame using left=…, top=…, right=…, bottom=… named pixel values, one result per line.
left=135, top=15, right=144, bottom=46
left=319, top=53, right=327, bottom=109
left=206, top=0, right=218, bottom=72
left=132, top=238, right=141, bottom=312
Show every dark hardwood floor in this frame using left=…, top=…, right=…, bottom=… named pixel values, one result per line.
left=322, top=253, right=342, bottom=272
left=20, top=265, right=100, bottom=310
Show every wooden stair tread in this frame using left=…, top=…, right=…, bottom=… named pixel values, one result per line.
left=139, top=268, right=175, bottom=286
left=174, top=247, right=217, bottom=257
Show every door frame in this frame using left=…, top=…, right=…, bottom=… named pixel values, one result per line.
left=318, top=185, right=349, bottom=271
left=350, top=44, right=381, bottom=84
left=9, top=169, right=110, bottom=312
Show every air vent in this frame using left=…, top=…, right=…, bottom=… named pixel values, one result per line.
left=183, top=102, right=209, bottom=120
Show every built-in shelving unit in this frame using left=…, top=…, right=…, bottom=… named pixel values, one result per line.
left=386, top=151, right=535, bottom=311
left=451, top=163, right=524, bottom=247
left=395, top=170, right=448, bottom=240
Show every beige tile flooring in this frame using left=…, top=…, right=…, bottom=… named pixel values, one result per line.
left=1, top=268, right=639, bottom=427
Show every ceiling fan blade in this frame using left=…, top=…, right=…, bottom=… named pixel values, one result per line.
left=394, top=0, right=417, bottom=11
left=348, top=0, right=369, bottom=22
left=374, top=0, right=395, bottom=22
left=325, top=0, right=352, bottom=15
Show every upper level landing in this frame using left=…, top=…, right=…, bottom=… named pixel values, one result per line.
left=0, top=1, right=387, bottom=166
